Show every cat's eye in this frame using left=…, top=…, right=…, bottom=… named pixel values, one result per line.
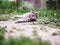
left=32, top=15, right=34, bottom=17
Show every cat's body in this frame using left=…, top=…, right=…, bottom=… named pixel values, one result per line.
left=12, top=11, right=39, bottom=23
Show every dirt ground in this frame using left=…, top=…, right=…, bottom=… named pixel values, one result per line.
left=0, top=21, right=60, bottom=45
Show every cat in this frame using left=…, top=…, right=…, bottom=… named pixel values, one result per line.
left=12, top=11, right=39, bottom=23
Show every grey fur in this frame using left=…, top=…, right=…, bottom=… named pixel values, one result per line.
left=14, top=11, right=39, bottom=23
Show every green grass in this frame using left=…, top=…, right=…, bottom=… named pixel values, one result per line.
left=0, top=27, right=7, bottom=34
left=0, top=27, right=7, bottom=45
left=0, top=1, right=30, bottom=14
left=0, top=17, right=9, bottom=21
left=0, top=36, right=51, bottom=45
left=0, top=15, right=11, bottom=21
left=38, top=9, right=60, bottom=27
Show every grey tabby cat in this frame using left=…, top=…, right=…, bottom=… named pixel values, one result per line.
left=15, top=11, right=39, bottom=23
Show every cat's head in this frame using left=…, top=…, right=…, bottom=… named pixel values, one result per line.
left=29, top=11, right=39, bottom=20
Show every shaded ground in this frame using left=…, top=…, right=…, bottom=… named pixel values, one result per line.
left=0, top=21, right=60, bottom=45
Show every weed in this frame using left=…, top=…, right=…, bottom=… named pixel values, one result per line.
left=32, top=30, right=38, bottom=37
left=40, top=26, right=47, bottom=32
left=0, top=27, right=7, bottom=34
left=52, top=32, right=58, bottom=36
left=9, top=30, right=13, bottom=33
left=12, top=26, right=17, bottom=29
left=0, top=34, right=51, bottom=45
left=7, top=36, right=51, bottom=45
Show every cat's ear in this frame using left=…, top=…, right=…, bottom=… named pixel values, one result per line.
left=31, top=10, right=32, bottom=12
left=35, top=12, right=39, bottom=15
left=31, top=10, right=34, bottom=13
